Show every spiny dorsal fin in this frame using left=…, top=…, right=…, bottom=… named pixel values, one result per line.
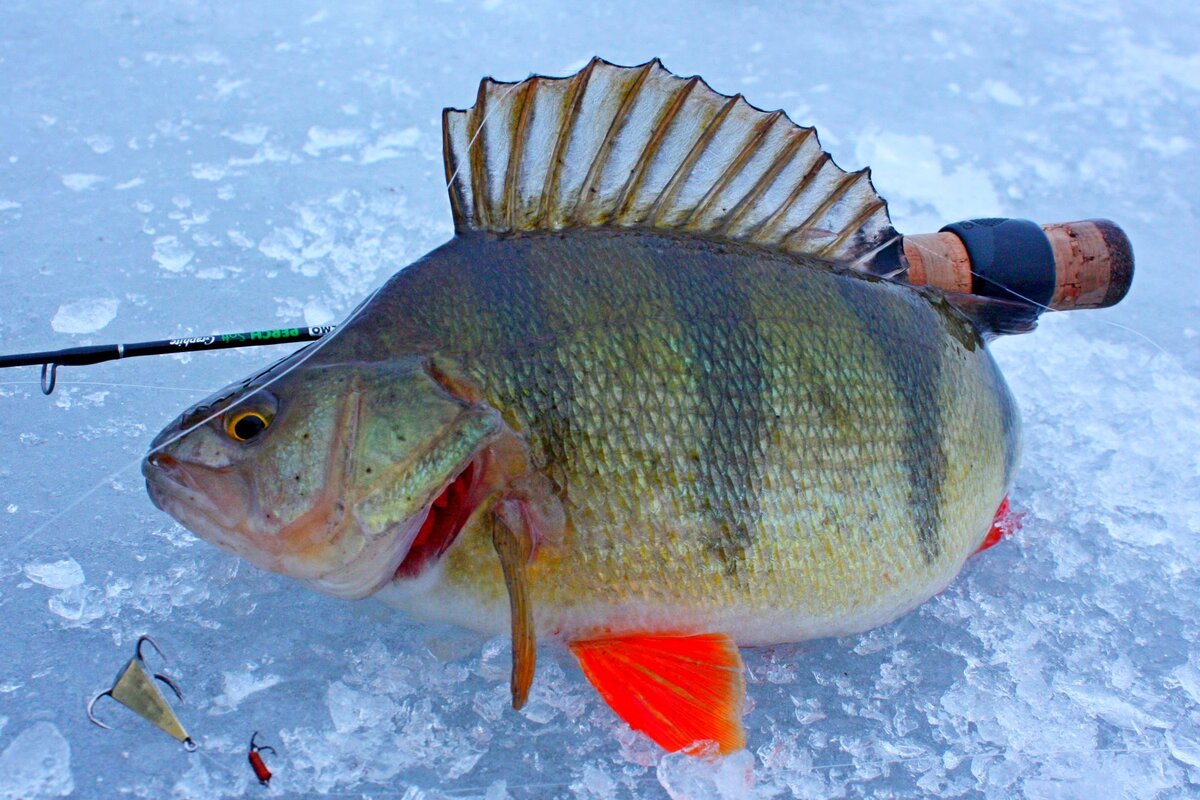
left=442, top=57, right=899, bottom=266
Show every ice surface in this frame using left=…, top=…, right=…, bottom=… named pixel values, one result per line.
left=1, top=0, right=1198, bottom=797
left=0, top=722, right=73, bottom=799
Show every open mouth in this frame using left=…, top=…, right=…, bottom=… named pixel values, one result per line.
left=394, top=459, right=482, bottom=579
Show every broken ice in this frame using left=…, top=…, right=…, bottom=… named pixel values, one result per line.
left=1, top=1, right=1197, bottom=798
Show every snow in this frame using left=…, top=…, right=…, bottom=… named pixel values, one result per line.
left=1, top=0, right=1198, bottom=798
left=854, top=130, right=1004, bottom=232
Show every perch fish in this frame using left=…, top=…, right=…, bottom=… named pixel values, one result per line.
left=142, top=58, right=1133, bottom=754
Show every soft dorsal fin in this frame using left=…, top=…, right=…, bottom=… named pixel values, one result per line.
left=443, top=57, right=899, bottom=266
left=940, top=291, right=1041, bottom=340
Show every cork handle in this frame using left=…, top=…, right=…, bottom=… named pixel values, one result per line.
left=902, top=233, right=973, bottom=295
left=1042, top=220, right=1134, bottom=310
left=901, top=219, right=1133, bottom=310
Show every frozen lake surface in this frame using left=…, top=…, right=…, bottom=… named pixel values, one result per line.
left=1, top=1, right=1197, bottom=797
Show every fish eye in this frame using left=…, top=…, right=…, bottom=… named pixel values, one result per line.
left=225, top=409, right=271, bottom=442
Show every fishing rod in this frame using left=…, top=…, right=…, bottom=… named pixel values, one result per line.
left=0, top=324, right=336, bottom=395
left=0, top=219, right=1133, bottom=396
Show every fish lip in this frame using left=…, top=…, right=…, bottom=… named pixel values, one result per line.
left=141, top=452, right=249, bottom=531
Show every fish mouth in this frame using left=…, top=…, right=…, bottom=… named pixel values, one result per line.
left=143, top=452, right=251, bottom=532
left=393, top=455, right=486, bottom=580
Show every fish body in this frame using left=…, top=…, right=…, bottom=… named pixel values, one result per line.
left=350, top=229, right=1018, bottom=645
left=143, top=59, right=1121, bottom=754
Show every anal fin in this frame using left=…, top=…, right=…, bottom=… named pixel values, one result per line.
left=569, top=633, right=746, bottom=754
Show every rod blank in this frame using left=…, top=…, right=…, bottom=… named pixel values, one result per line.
left=0, top=325, right=336, bottom=395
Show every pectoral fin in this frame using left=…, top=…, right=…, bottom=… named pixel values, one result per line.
left=491, top=509, right=536, bottom=709
left=569, top=632, right=747, bottom=754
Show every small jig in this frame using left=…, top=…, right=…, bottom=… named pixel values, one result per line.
left=86, top=635, right=196, bottom=751
left=247, top=731, right=277, bottom=786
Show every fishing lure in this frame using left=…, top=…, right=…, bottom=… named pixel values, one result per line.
left=86, top=635, right=196, bottom=751
left=247, top=731, right=276, bottom=786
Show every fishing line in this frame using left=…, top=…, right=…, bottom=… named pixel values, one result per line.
left=971, top=270, right=1166, bottom=359
left=5, top=74, right=529, bottom=558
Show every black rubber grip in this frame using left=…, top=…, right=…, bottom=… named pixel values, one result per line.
left=939, top=218, right=1055, bottom=307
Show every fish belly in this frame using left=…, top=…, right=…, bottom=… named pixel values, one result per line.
left=368, top=231, right=1019, bottom=645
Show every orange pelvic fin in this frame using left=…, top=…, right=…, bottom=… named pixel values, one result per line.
left=569, top=632, right=747, bottom=755
left=975, top=496, right=1016, bottom=554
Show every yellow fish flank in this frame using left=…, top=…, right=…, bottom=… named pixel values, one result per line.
left=142, top=58, right=1128, bottom=755
left=366, top=229, right=1017, bottom=646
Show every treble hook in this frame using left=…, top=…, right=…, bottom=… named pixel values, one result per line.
left=87, top=634, right=196, bottom=751
left=249, top=731, right=276, bottom=756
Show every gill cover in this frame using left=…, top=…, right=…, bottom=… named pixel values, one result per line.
left=144, top=356, right=503, bottom=599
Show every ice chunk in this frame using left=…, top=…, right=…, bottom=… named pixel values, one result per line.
left=223, top=123, right=269, bottom=145
left=656, top=746, right=757, bottom=800
left=303, top=127, right=363, bottom=156
left=0, top=722, right=73, bottom=799
left=361, top=127, right=421, bottom=164
left=981, top=79, right=1024, bottom=106
left=1167, top=715, right=1200, bottom=768
left=152, top=235, right=194, bottom=272
left=190, top=163, right=226, bottom=181
left=23, top=559, right=84, bottom=589
left=60, top=173, right=103, bottom=191
left=209, top=670, right=281, bottom=714
left=84, top=135, right=113, bottom=154
left=571, top=764, right=618, bottom=799
left=326, top=680, right=399, bottom=734
left=50, top=298, right=119, bottom=334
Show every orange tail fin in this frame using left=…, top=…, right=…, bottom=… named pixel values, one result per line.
left=569, top=632, right=746, bottom=755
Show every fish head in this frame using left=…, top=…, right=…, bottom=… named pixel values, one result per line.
left=143, top=352, right=504, bottom=599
